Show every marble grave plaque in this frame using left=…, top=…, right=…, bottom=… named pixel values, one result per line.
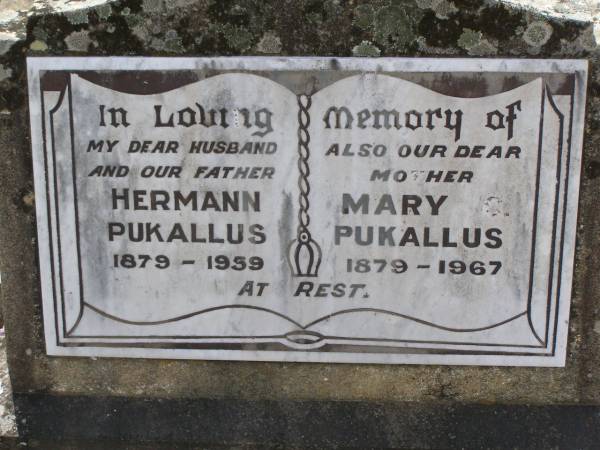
left=27, top=57, right=587, bottom=366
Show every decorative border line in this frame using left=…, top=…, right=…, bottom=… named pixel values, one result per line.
left=39, top=70, right=572, bottom=357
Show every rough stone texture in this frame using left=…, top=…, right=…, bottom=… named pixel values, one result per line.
left=0, top=0, right=599, bottom=412
left=0, top=336, right=16, bottom=440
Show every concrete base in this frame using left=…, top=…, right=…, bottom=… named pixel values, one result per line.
left=13, top=394, right=600, bottom=449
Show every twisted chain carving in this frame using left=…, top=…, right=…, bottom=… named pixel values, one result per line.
left=297, top=94, right=312, bottom=242
left=287, top=93, right=322, bottom=277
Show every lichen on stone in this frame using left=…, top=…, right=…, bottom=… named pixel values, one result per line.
left=324, top=0, right=343, bottom=16
left=143, top=0, right=164, bottom=13
left=125, top=13, right=145, bottom=29
left=256, top=32, right=282, bottom=54
left=416, top=0, right=457, bottom=19
left=221, top=24, right=254, bottom=52
left=163, top=29, right=184, bottom=52
left=29, top=40, right=48, bottom=51
left=577, top=25, right=597, bottom=52
left=416, top=0, right=436, bottom=8
left=64, top=9, right=90, bottom=25
left=373, top=4, right=416, bottom=49
left=457, top=28, right=482, bottom=49
left=65, top=30, right=94, bottom=52
left=95, top=3, right=113, bottom=20
left=457, top=28, right=497, bottom=56
left=433, top=0, right=458, bottom=19
left=167, top=0, right=198, bottom=8
left=556, top=24, right=597, bottom=55
left=164, top=39, right=184, bottom=52
left=32, top=26, right=49, bottom=41
left=131, top=25, right=149, bottom=42
left=470, top=39, right=498, bottom=56
left=149, top=37, right=165, bottom=51
left=353, top=4, right=375, bottom=31
left=416, top=36, right=459, bottom=55
left=352, top=40, right=381, bottom=57
left=523, top=20, right=553, bottom=47
left=228, top=4, right=248, bottom=17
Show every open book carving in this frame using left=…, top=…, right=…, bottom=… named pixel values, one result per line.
left=28, top=57, right=586, bottom=366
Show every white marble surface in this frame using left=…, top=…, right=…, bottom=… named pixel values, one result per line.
left=27, top=57, right=587, bottom=366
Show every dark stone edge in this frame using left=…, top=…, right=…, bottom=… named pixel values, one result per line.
left=12, top=393, right=600, bottom=449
